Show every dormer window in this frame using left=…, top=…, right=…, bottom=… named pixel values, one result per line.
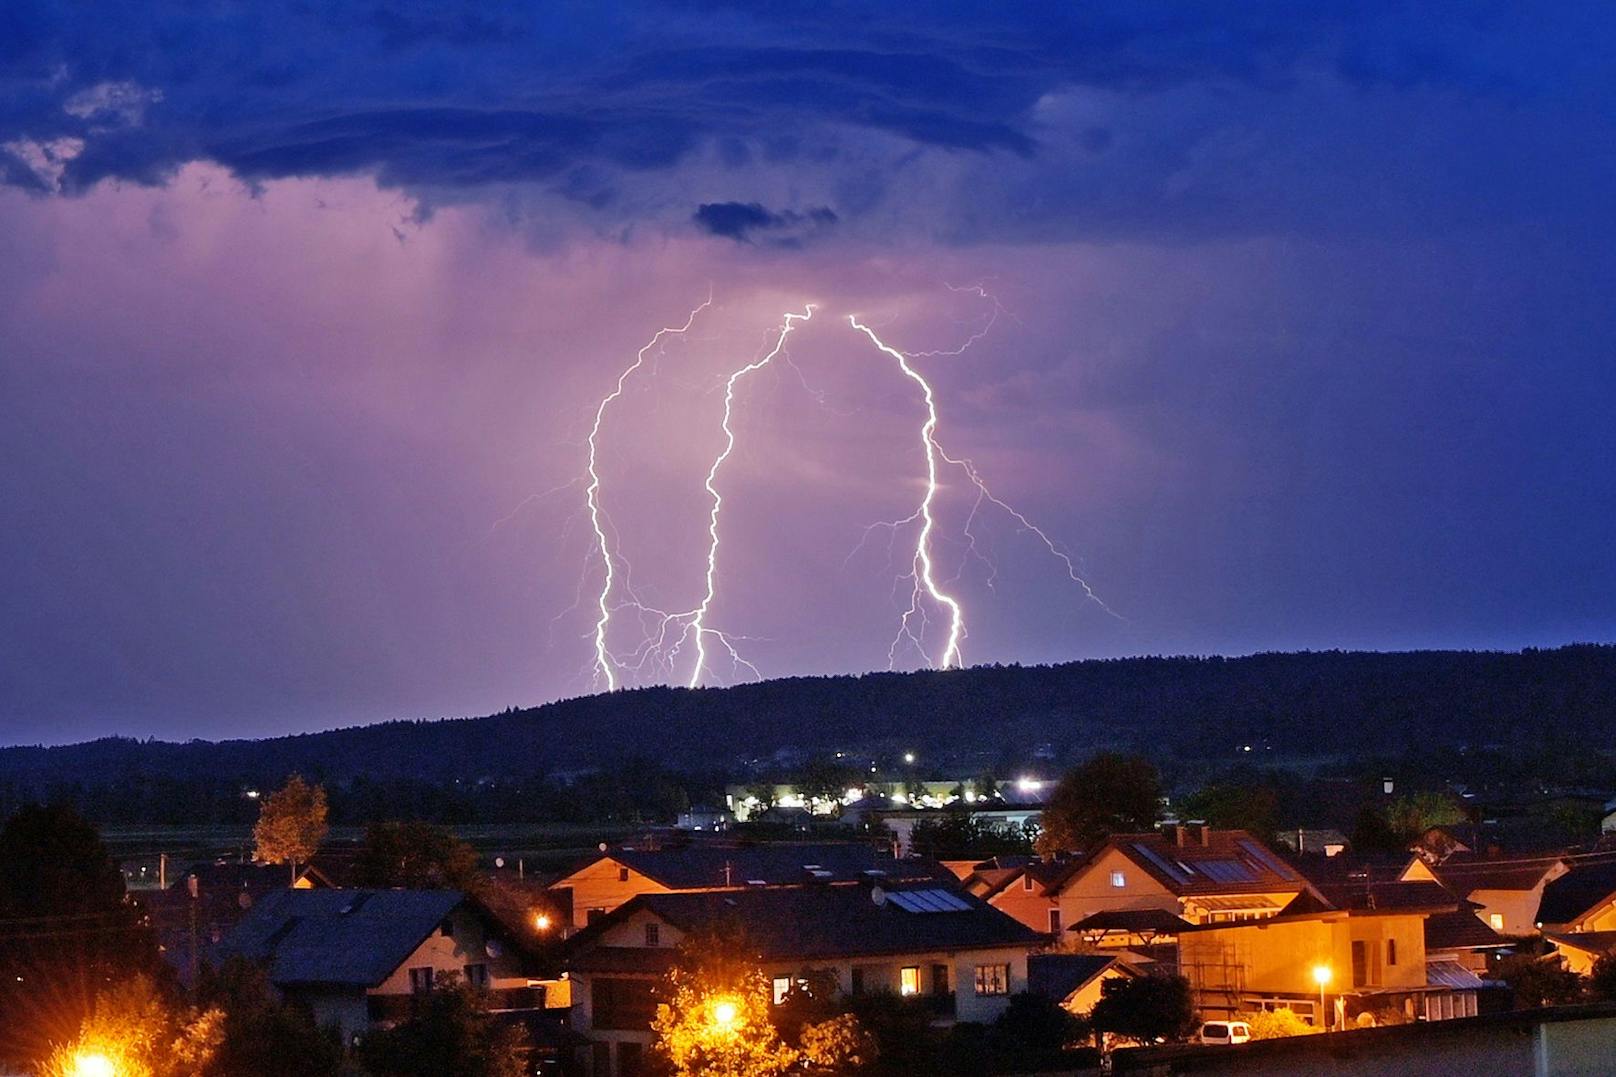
left=1110, top=870, right=1126, bottom=888
left=618, top=866, right=630, bottom=883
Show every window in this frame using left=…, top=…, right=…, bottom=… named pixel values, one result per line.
left=644, top=922, right=660, bottom=947
left=408, top=967, right=435, bottom=995
left=973, top=963, right=1010, bottom=996
left=618, top=866, right=631, bottom=883
left=1023, top=874, right=1034, bottom=892
left=463, top=963, right=489, bottom=989
left=1110, top=870, right=1126, bottom=888
left=1351, top=940, right=1368, bottom=987
left=772, top=976, right=792, bottom=1004
left=593, top=978, right=657, bottom=1031
left=900, top=967, right=920, bottom=996
left=1048, top=908, right=1063, bottom=933
left=1489, top=913, right=1505, bottom=931
left=1387, top=939, right=1398, bottom=966
left=618, top=1042, right=644, bottom=1077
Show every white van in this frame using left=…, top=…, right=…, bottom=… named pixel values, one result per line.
left=1197, top=1020, right=1252, bottom=1045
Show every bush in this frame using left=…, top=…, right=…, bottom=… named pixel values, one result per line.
left=1241, top=1008, right=1319, bottom=1040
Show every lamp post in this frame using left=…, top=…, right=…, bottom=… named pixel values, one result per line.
left=70, top=1053, right=117, bottom=1077
left=1312, top=965, right=1332, bottom=1030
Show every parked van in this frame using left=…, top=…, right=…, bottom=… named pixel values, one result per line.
left=1197, top=1020, right=1252, bottom=1045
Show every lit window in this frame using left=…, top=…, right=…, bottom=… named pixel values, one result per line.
left=1490, top=914, right=1505, bottom=931
left=973, top=964, right=1010, bottom=996
left=772, top=976, right=792, bottom=1004
left=900, top=967, right=920, bottom=996
left=1110, top=871, right=1126, bottom=888
left=645, top=922, right=660, bottom=947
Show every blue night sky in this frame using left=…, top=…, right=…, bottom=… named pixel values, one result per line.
left=1, top=3, right=1613, bottom=744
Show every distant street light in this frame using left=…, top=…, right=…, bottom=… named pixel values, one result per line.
left=1312, top=965, right=1332, bottom=1030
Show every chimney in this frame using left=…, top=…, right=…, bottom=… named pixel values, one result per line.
left=1175, top=825, right=1187, bottom=848
left=1200, top=826, right=1213, bottom=847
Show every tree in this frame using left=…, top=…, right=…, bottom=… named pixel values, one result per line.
left=1182, top=782, right=1280, bottom=842
left=1385, top=791, right=1464, bottom=843
left=194, top=957, right=343, bottom=1077
left=353, top=821, right=482, bottom=891
left=652, top=942, right=797, bottom=1077
left=1088, top=974, right=1196, bottom=1044
left=357, top=978, right=527, bottom=1077
left=989, top=992, right=1089, bottom=1072
left=252, top=775, right=328, bottom=884
left=798, top=1013, right=877, bottom=1073
left=0, top=804, right=168, bottom=1064
left=1591, top=953, right=1616, bottom=1002
left=1035, top=754, right=1161, bottom=856
left=1496, top=953, right=1584, bottom=1008
left=40, top=975, right=223, bottom=1077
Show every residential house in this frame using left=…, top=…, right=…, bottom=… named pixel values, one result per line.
left=1179, top=888, right=1486, bottom=1028
left=1050, top=828, right=1313, bottom=934
left=562, top=880, right=1041, bottom=1077
left=548, top=842, right=946, bottom=928
left=1533, top=856, right=1616, bottom=973
left=961, top=857, right=1070, bottom=935
left=674, top=805, right=732, bottom=831
left=214, top=889, right=541, bottom=1042
left=1028, top=952, right=1141, bottom=1016
left=1401, top=854, right=1567, bottom=936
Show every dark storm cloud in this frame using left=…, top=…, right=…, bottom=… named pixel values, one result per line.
left=2, top=1, right=1599, bottom=243
left=693, top=201, right=837, bottom=244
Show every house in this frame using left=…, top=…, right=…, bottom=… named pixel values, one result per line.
left=561, top=880, right=1041, bottom=1077
left=1179, top=888, right=1486, bottom=1028
left=1068, top=908, right=1193, bottom=949
left=1401, top=854, right=1567, bottom=936
left=675, top=805, right=732, bottom=831
left=1534, top=856, right=1616, bottom=933
left=1028, top=952, right=1140, bottom=1015
left=214, top=889, right=541, bottom=1042
left=1273, top=829, right=1349, bottom=857
left=961, top=857, right=1070, bottom=934
left=1050, top=828, right=1313, bottom=933
left=548, top=842, right=946, bottom=928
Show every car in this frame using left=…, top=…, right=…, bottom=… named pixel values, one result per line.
left=1197, top=1020, right=1252, bottom=1045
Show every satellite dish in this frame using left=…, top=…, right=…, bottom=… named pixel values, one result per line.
left=486, top=939, right=504, bottom=959
left=494, top=857, right=506, bottom=869
left=870, top=886, right=887, bottom=907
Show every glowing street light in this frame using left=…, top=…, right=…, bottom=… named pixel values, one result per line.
left=534, top=913, right=552, bottom=931
left=71, top=1053, right=117, bottom=1077
left=1312, top=965, right=1332, bottom=1030
left=709, top=997, right=740, bottom=1033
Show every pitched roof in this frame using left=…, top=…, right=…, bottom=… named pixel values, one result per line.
left=1316, top=879, right=1462, bottom=912
left=571, top=881, right=1040, bottom=964
left=1544, top=931, right=1616, bottom=955
left=1027, top=953, right=1121, bottom=1002
left=1070, top=908, right=1193, bottom=936
left=1424, top=909, right=1509, bottom=952
left=1537, top=861, right=1616, bottom=926
left=573, top=844, right=947, bottom=890
left=216, top=889, right=465, bottom=988
left=1427, top=856, right=1563, bottom=897
left=1080, top=830, right=1307, bottom=897
left=971, top=859, right=1069, bottom=900
left=1426, top=959, right=1487, bottom=990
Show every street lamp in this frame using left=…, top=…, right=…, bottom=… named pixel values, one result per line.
left=710, top=997, right=739, bottom=1033
left=71, top=1053, right=117, bottom=1077
left=1312, top=965, right=1332, bottom=1030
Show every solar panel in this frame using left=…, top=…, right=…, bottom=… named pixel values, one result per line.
left=887, top=888, right=972, bottom=913
left=1237, top=839, right=1301, bottom=881
left=1197, top=859, right=1258, bottom=883
left=1131, top=843, right=1193, bottom=885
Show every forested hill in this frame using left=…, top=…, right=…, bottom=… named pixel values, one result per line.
left=3, top=646, right=1614, bottom=793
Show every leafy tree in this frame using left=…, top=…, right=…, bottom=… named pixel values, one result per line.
left=194, top=957, right=343, bottom=1077
left=1242, top=1008, right=1319, bottom=1039
left=1591, top=953, right=1616, bottom=1002
left=252, top=775, right=329, bottom=884
left=353, top=821, right=482, bottom=891
left=357, top=978, right=527, bottom=1077
left=1036, top=754, right=1161, bottom=856
left=1088, top=974, right=1196, bottom=1043
left=40, top=975, right=223, bottom=1077
left=652, top=949, right=796, bottom=1077
left=1350, top=804, right=1404, bottom=853
left=990, top=991, right=1089, bottom=1072
left=0, top=804, right=168, bottom=1064
left=798, top=1013, right=877, bottom=1073
left=843, top=992, right=942, bottom=1076
left=1182, top=782, right=1280, bottom=842
left=1384, top=791, right=1464, bottom=843
left=909, top=813, right=1032, bottom=859
left=797, top=757, right=859, bottom=814
left=1495, top=953, right=1584, bottom=1008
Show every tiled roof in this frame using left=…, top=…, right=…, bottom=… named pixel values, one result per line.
left=1428, top=856, right=1562, bottom=897
left=1028, top=954, right=1120, bottom=1002
left=1545, top=930, right=1616, bottom=955
left=1537, top=861, right=1616, bottom=926
left=1424, top=909, right=1508, bottom=952
left=1317, top=879, right=1461, bottom=912
left=1094, top=830, right=1307, bottom=896
left=581, top=843, right=947, bottom=890
left=216, top=889, right=464, bottom=988
left=570, top=881, right=1039, bottom=965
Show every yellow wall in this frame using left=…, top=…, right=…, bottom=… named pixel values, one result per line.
left=1057, top=847, right=1176, bottom=925
left=370, top=906, right=529, bottom=994
left=553, top=858, right=675, bottom=928
left=1181, top=913, right=1427, bottom=1000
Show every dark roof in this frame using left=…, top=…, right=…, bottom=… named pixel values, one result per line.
left=1545, top=931, right=1616, bottom=955
left=1280, top=852, right=1418, bottom=887
left=582, top=844, right=947, bottom=890
left=1316, top=879, right=1462, bottom=912
left=1537, top=861, right=1616, bottom=926
left=216, top=889, right=465, bottom=988
left=973, top=859, right=1069, bottom=900
left=571, top=881, right=1040, bottom=965
left=1424, top=909, right=1509, bottom=952
left=1070, top=908, right=1193, bottom=935
left=170, top=861, right=308, bottom=894
left=1427, top=856, right=1563, bottom=897
left=1028, top=953, right=1120, bottom=1002
left=1089, top=830, right=1307, bottom=897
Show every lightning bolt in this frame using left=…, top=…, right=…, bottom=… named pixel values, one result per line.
left=685, top=305, right=816, bottom=687
left=848, top=316, right=965, bottom=669
left=584, top=295, right=712, bottom=690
